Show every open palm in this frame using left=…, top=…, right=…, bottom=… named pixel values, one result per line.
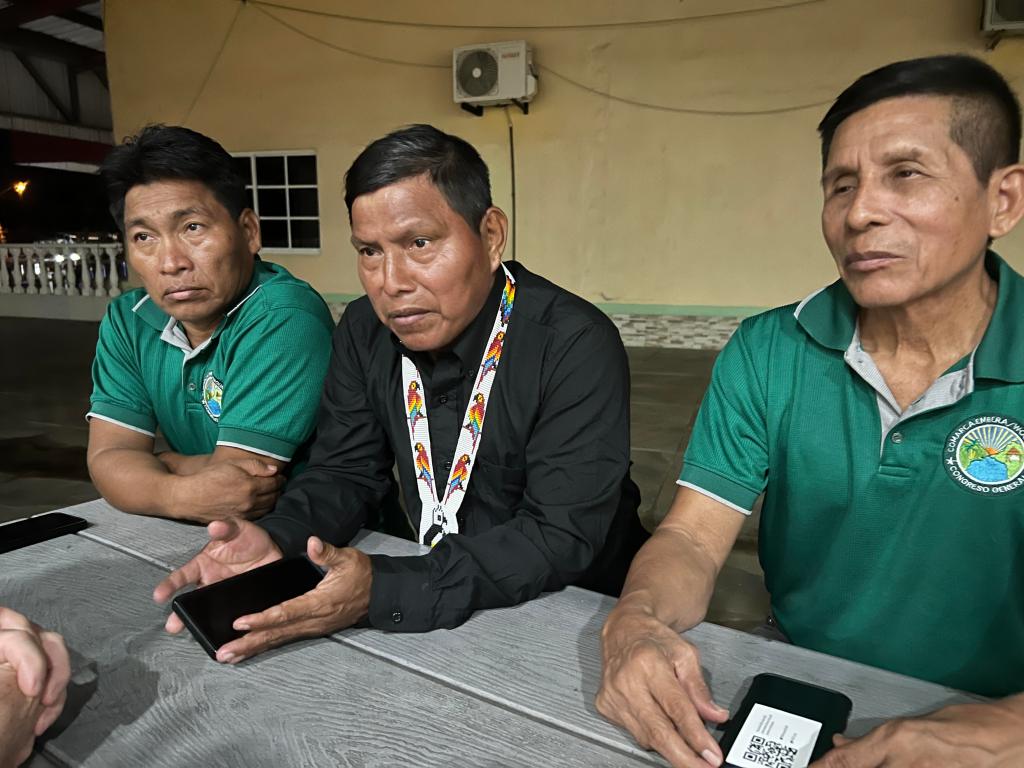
left=153, top=518, right=283, bottom=633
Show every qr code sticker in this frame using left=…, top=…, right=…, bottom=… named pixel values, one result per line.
left=743, top=734, right=799, bottom=768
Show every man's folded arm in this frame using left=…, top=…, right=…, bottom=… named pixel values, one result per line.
left=367, top=320, right=633, bottom=632
left=87, top=418, right=286, bottom=518
left=257, top=312, right=397, bottom=554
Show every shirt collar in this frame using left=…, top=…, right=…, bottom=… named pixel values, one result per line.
left=391, top=266, right=506, bottom=371
left=974, top=252, right=1024, bottom=382
left=133, top=257, right=267, bottom=342
left=795, top=251, right=1024, bottom=382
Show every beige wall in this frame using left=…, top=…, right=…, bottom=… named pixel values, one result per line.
left=105, top=0, right=1024, bottom=310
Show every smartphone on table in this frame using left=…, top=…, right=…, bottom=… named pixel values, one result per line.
left=0, top=512, right=89, bottom=555
left=171, top=555, right=325, bottom=660
left=718, top=673, right=853, bottom=768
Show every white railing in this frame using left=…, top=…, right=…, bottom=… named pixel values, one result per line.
left=0, top=243, right=127, bottom=298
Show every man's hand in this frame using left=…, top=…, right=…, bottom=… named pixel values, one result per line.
left=0, top=608, right=69, bottom=737
left=169, top=459, right=285, bottom=523
left=0, top=668, right=41, bottom=768
left=153, top=518, right=284, bottom=633
left=597, top=605, right=729, bottom=768
left=0, top=608, right=70, bottom=767
left=813, top=696, right=1024, bottom=768
left=213, top=537, right=372, bottom=664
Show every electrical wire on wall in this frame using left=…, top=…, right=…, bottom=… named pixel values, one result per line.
left=247, top=1, right=839, bottom=117
left=250, top=0, right=825, bottom=31
left=503, top=107, right=518, bottom=262
left=182, top=1, right=245, bottom=124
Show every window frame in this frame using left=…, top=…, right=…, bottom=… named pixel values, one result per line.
left=232, top=150, right=321, bottom=255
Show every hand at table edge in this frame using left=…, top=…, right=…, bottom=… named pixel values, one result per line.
left=596, top=602, right=730, bottom=768
left=0, top=667, right=43, bottom=768
left=811, top=693, right=1024, bottom=768
left=214, top=537, right=372, bottom=664
left=0, top=607, right=70, bottom=739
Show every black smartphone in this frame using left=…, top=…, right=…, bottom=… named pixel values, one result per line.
left=718, top=673, right=852, bottom=768
left=0, top=512, right=88, bottom=555
left=171, top=556, right=325, bottom=660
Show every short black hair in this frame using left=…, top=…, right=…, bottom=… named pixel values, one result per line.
left=100, top=124, right=247, bottom=231
left=818, top=55, right=1022, bottom=182
left=344, top=124, right=492, bottom=232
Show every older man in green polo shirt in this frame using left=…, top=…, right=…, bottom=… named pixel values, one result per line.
left=86, top=125, right=333, bottom=523
left=598, top=56, right=1024, bottom=768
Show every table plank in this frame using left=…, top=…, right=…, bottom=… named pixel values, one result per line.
left=54, top=499, right=209, bottom=569
left=56, top=500, right=984, bottom=762
left=341, top=585, right=982, bottom=756
left=65, top=499, right=426, bottom=570
left=0, top=535, right=654, bottom=767
left=23, top=751, right=61, bottom=768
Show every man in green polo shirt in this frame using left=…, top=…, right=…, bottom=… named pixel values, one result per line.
left=87, top=125, right=333, bottom=523
left=598, top=56, right=1024, bottom=768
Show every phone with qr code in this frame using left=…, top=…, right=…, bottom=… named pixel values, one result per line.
left=718, top=673, right=852, bottom=768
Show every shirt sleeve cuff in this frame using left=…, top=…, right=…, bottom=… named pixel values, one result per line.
left=86, top=401, right=156, bottom=436
left=678, top=462, right=760, bottom=513
left=257, top=514, right=316, bottom=557
left=216, top=426, right=297, bottom=462
left=367, top=554, right=437, bottom=632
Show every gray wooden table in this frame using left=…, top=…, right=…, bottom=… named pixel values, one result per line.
left=3, top=500, right=981, bottom=766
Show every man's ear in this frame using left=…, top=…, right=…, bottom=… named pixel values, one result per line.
left=239, top=209, right=262, bottom=255
left=479, top=207, right=508, bottom=269
left=989, top=164, right=1024, bottom=240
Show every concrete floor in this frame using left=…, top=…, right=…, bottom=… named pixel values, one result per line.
left=0, top=317, right=769, bottom=630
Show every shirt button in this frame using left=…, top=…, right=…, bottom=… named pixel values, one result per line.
left=891, top=432, right=904, bottom=444
left=438, top=395, right=449, bottom=405
left=391, top=611, right=403, bottom=624
left=444, top=460, right=452, bottom=470
left=187, top=382, right=196, bottom=392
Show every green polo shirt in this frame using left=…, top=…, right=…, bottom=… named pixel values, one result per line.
left=88, top=260, right=333, bottom=465
left=680, top=251, right=1024, bottom=697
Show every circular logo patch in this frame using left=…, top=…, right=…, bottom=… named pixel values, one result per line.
left=944, top=415, right=1024, bottom=495
left=202, top=372, right=224, bottom=422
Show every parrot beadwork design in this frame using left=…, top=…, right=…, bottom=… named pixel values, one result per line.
left=500, top=277, right=515, bottom=326
left=407, top=380, right=425, bottom=438
left=445, top=454, right=471, bottom=502
left=478, top=331, right=505, bottom=386
left=463, top=392, right=486, bottom=449
left=414, top=441, right=435, bottom=499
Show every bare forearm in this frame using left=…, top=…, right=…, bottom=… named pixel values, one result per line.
left=615, top=526, right=722, bottom=632
left=1003, top=692, right=1024, bottom=716
left=88, top=449, right=181, bottom=518
left=157, top=451, right=211, bottom=476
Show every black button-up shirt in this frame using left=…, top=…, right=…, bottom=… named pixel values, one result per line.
left=259, top=262, right=645, bottom=631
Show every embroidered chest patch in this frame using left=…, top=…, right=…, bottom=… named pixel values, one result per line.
left=944, top=414, right=1024, bottom=495
left=202, top=372, right=224, bottom=422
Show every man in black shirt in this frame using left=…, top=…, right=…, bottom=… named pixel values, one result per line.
left=154, top=124, right=646, bottom=662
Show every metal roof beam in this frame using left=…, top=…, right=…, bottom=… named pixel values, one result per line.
left=0, top=0, right=93, bottom=31
left=0, top=27, right=104, bottom=69
left=57, top=10, right=103, bottom=32
left=13, top=52, right=73, bottom=123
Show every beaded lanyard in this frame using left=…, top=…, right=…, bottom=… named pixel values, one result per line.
left=401, top=265, right=516, bottom=547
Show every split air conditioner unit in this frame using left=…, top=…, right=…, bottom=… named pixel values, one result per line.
left=453, top=40, right=537, bottom=114
left=983, top=0, right=1024, bottom=32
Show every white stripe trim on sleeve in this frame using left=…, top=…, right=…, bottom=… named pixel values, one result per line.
left=676, top=480, right=753, bottom=516
left=215, top=441, right=291, bottom=462
left=86, top=412, right=156, bottom=437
